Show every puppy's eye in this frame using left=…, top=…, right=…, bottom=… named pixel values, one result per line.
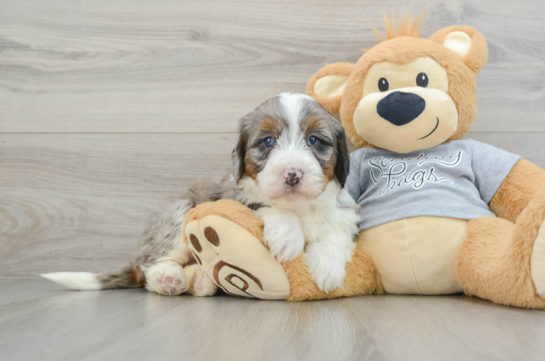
left=264, top=137, right=275, bottom=147
left=378, top=78, right=389, bottom=92
left=416, top=72, right=428, bottom=87
left=307, top=136, right=318, bottom=146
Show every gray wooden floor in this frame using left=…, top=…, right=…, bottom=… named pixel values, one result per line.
left=1, top=277, right=544, bottom=361
left=2, top=1, right=545, bottom=360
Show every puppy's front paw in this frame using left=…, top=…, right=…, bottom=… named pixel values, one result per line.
left=263, top=215, right=305, bottom=263
left=304, top=243, right=347, bottom=292
left=144, top=261, right=189, bottom=296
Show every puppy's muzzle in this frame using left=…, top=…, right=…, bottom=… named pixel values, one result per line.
left=283, top=169, right=303, bottom=186
left=377, top=91, right=425, bottom=126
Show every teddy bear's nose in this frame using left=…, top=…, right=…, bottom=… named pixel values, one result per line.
left=377, top=91, right=426, bottom=126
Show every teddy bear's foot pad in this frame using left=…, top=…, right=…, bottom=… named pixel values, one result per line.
left=185, top=215, right=290, bottom=300
left=531, top=219, right=545, bottom=298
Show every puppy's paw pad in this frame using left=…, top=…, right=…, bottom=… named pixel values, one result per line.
left=191, top=270, right=217, bottom=297
left=145, top=262, right=189, bottom=296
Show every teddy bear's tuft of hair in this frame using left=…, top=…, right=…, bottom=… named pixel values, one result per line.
left=367, top=7, right=428, bottom=42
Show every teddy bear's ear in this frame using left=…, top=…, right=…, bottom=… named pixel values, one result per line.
left=429, top=25, right=488, bottom=74
left=306, top=62, right=355, bottom=114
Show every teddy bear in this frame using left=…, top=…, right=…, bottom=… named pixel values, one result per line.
left=182, top=11, right=545, bottom=308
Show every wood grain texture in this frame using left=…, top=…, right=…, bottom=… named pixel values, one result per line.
left=1, top=278, right=545, bottom=361
left=2, top=2, right=545, bottom=359
left=1, top=0, right=545, bottom=133
left=1, top=0, right=545, bottom=276
left=0, top=133, right=235, bottom=276
left=1, top=132, right=544, bottom=276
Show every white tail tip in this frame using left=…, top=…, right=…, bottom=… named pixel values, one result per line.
left=40, top=272, right=102, bottom=291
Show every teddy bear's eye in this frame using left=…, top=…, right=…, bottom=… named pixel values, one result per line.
left=416, top=72, right=428, bottom=87
left=378, top=78, right=389, bottom=92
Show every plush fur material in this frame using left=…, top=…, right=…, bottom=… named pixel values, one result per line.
left=42, top=93, right=362, bottom=298
left=284, top=242, right=384, bottom=301
left=192, top=13, right=545, bottom=306
left=303, top=10, right=545, bottom=308
left=182, top=199, right=383, bottom=301
left=458, top=185, right=545, bottom=309
left=360, top=216, right=467, bottom=295
left=340, top=35, right=482, bottom=149
left=183, top=200, right=292, bottom=300
left=490, top=159, right=545, bottom=223
left=306, top=63, right=355, bottom=115
left=42, top=12, right=545, bottom=306
left=183, top=200, right=266, bottom=247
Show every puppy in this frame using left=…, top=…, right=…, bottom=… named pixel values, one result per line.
left=42, top=93, right=359, bottom=295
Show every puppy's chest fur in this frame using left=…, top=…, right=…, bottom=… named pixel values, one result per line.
left=237, top=177, right=360, bottom=244
left=295, top=185, right=360, bottom=245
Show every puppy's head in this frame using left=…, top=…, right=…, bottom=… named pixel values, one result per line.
left=232, top=93, right=349, bottom=202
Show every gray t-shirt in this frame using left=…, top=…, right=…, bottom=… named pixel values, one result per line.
left=347, top=139, right=520, bottom=230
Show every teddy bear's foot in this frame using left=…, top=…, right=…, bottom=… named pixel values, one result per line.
left=459, top=185, right=545, bottom=309
left=524, top=185, right=545, bottom=301
left=531, top=219, right=545, bottom=298
left=144, top=260, right=189, bottom=296
left=183, top=200, right=291, bottom=300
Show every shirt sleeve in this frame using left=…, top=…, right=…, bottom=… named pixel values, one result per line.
left=346, top=150, right=364, bottom=202
left=470, top=140, right=521, bottom=204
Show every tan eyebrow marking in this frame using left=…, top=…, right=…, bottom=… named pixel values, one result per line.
left=303, top=115, right=323, bottom=136
left=258, top=117, right=280, bottom=134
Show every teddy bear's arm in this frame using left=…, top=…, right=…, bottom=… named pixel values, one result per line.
left=490, top=159, right=545, bottom=222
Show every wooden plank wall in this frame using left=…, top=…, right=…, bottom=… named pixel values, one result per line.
left=1, top=0, right=544, bottom=276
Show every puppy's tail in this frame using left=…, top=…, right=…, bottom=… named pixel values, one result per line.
left=40, top=266, right=145, bottom=291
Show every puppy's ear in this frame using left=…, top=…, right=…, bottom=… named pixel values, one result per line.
left=428, top=26, right=488, bottom=74
left=333, top=124, right=350, bottom=188
left=306, top=63, right=355, bottom=114
left=231, top=134, right=246, bottom=183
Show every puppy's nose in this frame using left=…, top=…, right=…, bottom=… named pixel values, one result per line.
left=377, top=91, right=425, bottom=126
left=283, top=169, right=303, bottom=186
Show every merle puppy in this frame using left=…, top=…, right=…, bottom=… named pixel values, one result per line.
left=43, top=93, right=359, bottom=295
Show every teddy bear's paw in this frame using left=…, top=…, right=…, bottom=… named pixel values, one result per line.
left=185, top=215, right=290, bottom=300
left=184, top=264, right=217, bottom=297
left=262, top=214, right=305, bottom=263
left=144, top=261, right=189, bottom=296
left=304, top=243, right=347, bottom=293
left=531, top=219, right=545, bottom=299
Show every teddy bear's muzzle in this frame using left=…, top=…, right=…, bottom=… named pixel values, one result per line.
left=377, top=91, right=426, bottom=126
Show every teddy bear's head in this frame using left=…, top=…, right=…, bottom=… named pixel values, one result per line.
left=306, top=12, right=488, bottom=153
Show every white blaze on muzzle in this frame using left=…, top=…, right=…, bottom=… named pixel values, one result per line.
left=256, top=141, right=326, bottom=201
